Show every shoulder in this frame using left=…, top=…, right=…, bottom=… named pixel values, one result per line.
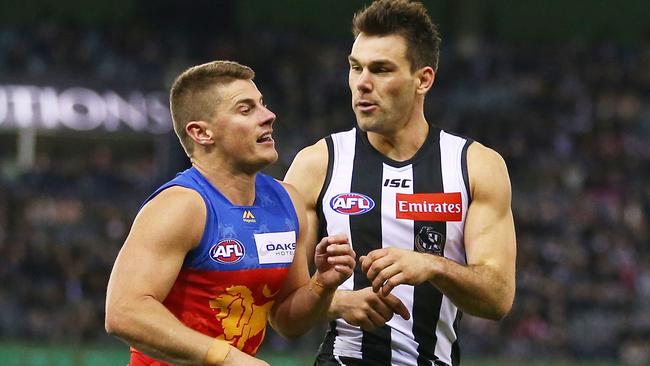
left=284, top=138, right=330, bottom=205
left=467, top=142, right=511, bottom=201
left=278, top=180, right=305, bottom=208
left=144, top=185, right=205, bottom=212
left=136, top=185, right=206, bottom=250
left=467, top=141, right=507, bottom=168
left=277, top=180, right=308, bottom=230
left=292, top=138, right=329, bottom=168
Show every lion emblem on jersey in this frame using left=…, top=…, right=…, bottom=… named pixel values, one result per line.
left=415, top=226, right=445, bottom=256
left=209, top=285, right=277, bottom=354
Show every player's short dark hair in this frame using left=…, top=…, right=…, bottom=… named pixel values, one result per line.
left=170, top=61, right=255, bottom=156
left=352, top=0, right=441, bottom=72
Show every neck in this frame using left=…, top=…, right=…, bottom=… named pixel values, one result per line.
left=366, top=117, right=430, bottom=162
left=191, top=158, right=257, bottom=206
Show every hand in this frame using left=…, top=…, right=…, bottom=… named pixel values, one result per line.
left=360, top=248, right=436, bottom=296
left=223, top=345, right=270, bottom=366
left=331, top=288, right=410, bottom=331
left=313, top=234, right=356, bottom=289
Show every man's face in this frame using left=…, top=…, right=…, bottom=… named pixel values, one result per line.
left=348, top=33, right=418, bottom=134
left=210, top=79, right=277, bottom=172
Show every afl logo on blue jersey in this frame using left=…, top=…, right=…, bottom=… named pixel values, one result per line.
left=330, top=193, right=375, bottom=215
left=209, top=239, right=245, bottom=264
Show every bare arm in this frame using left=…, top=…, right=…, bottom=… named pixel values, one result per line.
left=436, top=142, right=516, bottom=319
left=105, top=187, right=267, bottom=365
left=362, top=142, right=516, bottom=320
left=269, top=182, right=355, bottom=338
left=283, top=139, right=329, bottom=262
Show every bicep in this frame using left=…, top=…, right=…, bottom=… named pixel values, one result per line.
left=107, top=187, right=205, bottom=305
left=275, top=183, right=312, bottom=299
left=463, top=144, right=516, bottom=279
left=284, top=140, right=329, bottom=267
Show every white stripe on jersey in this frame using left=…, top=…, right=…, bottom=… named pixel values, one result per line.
left=434, top=297, right=459, bottom=365
left=435, top=130, right=468, bottom=365
left=326, top=129, right=363, bottom=360
left=440, top=130, right=469, bottom=265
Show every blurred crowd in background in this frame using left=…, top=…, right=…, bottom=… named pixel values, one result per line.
left=0, top=16, right=649, bottom=365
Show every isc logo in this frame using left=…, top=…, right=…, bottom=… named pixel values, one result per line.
left=383, top=178, right=412, bottom=188
left=209, top=239, right=245, bottom=264
left=330, top=193, right=375, bottom=215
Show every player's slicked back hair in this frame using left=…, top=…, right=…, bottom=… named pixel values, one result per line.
left=170, top=61, right=255, bottom=157
left=352, top=0, right=441, bottom=72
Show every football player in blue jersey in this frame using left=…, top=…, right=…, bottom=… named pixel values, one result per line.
left=105, top=60, right=356, bottom=366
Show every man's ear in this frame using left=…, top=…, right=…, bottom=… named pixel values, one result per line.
left=186, top=120, right=214, bottom=145
left=415, top=66, right=435, bottom=95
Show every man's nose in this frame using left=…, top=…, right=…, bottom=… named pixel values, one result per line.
left=356, top=70, right=373, bottom=93
left=261, top=105, right=276, bottom=125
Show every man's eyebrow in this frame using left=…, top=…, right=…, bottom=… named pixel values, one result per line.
left=348, top=56, right=395, bottom=66
left=233, top=97, right=257, bottom=106
left=369, top=60, right=395, bottom=67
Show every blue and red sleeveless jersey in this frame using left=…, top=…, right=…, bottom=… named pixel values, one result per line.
left=130, top=167, right=298, bottom=365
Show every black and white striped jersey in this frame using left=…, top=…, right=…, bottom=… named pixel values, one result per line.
left=316, top=126, right=473, bottom=366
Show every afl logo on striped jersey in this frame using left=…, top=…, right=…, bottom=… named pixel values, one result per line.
left=330, top=193, right=375, bottom=215
left=209, top=239, right=245, bottom=264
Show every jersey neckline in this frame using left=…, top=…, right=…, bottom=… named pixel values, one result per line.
left=188, top=166, right=262, bottom=208
left=356, top=124, right=441, bottom=168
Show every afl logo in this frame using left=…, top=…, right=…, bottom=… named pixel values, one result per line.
left=209, top=239, right=245, bottom=264
left=330, top=193, right=375, bottom=215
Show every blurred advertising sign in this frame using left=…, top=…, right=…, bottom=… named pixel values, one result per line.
left=0, top=84, right=172, bottom=133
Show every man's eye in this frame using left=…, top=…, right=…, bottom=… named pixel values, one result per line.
left=350, top=65, right=361, bottom=71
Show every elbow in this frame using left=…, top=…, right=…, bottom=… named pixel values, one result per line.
left=105, top=304, right=132, bottom=338
left=104, top=308, right=121, bottom=336
left=486, top=292, right=515, bottom=321
left=273, top=326, right=308, bottom=340
left=485, top=302, right=512, bottom=321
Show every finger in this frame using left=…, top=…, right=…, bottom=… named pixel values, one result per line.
left=334, top=265, right=354, bottom=277
left=361, top=249, right=390, bottom=274
left=359, top=255, right=367, bottom=272
left=314, top=237, right=331, bottom=255
left=371, top=264, right=400, bottom=292
left=366, top=256, right=393, bottom=284
left=369, top=296, right=395, bottom=321
left=327, top=233, right=349, bottom=244
left=360, top=255, right=375, bottom=274
left=326, top=243, right=354, bottom=256
left=381, top=272, right=407, bottom=297
left=366, top=248, right=388, bottom=261
left=366, top=308, right=390, bottom=329
left=380, top=293, right=411, bottom=320
left=328, top=254, right=357, bottom=269
left=356, top=317, right=377, bottom=332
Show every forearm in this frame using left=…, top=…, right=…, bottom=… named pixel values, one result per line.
left=430, top=257, right=514, bottom=320
left=270, top=276, right=335, bottom=337
left=106, top=296, right=216, bottom=365
left=325, top=290, right=345, bottom=321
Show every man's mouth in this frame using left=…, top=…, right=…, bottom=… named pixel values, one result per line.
left=256, top=131, right=274, bottom=144
left=356, top=100, right=377, bottom=112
